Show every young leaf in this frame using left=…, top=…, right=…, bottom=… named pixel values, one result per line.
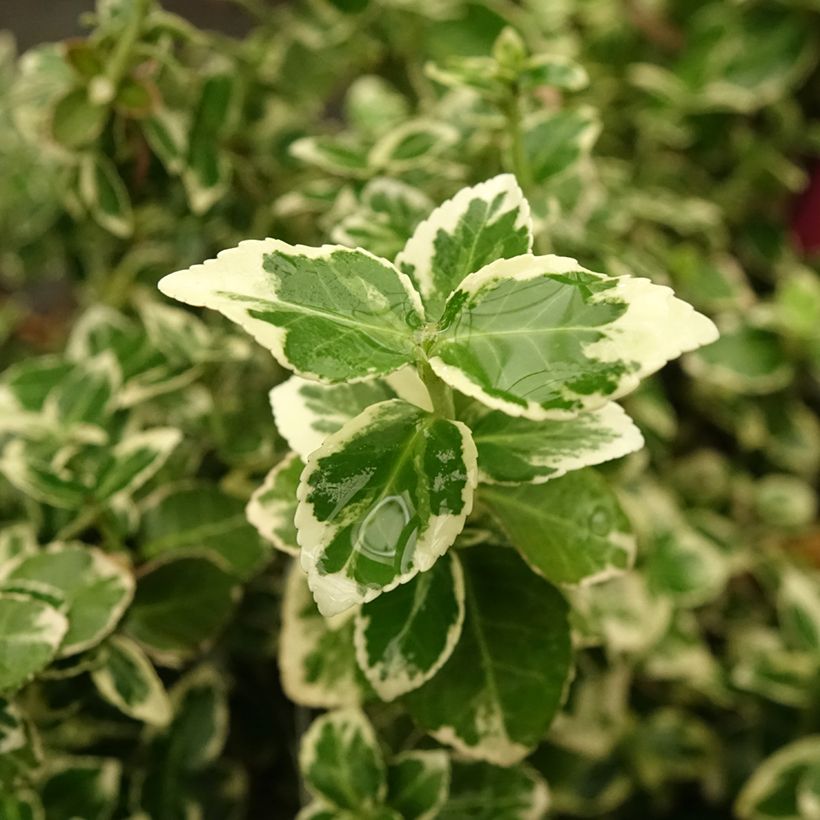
left=279, top=562, right=365, bottom=708
left=158, top=241, right=424, bottom=383
left=471, top=402, right=643, bottom=484
left=246, top=454, right=303, bottom=556
left=270, top=376, right=397, bottom=459
left=404, top=544, right=572, bottom=765
left=91, top=635, right=172, bottom=726
left=125, top=554, right=239, bottom=665
left=354, top=552, right=465, bottom=701
left=482, top=469, right=636, bottom=586
left=142, top=482, right=271, bottom=578
left=386, top=750, right=450, bottom=820
left=300, top=709, right=386, bottom=811
left=1, top=544, right=135, bottom=656
left=296, top=399, right=477, bottom=616
left=290, top=135, right=371, bottom=177
left=438, top=759, right=550, bottom=820
left=429, top=255, right=718, bottom=420
left=395, top=175, right=532, bottom=319
left=0, top=593, right=68, bottom=692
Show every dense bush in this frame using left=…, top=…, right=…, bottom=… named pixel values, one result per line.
left=1, top=1, right=819, bottom=818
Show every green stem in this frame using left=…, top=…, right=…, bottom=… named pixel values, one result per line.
left=418, top=360, right=455, bottom=419
left=504, top=87, right=531, bottom=190
left=105, top=0, right=150, bottom=89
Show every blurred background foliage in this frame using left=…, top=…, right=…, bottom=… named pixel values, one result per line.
left=0, top=0, right=819, bottom=818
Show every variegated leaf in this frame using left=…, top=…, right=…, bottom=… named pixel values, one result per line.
left=1, top=544, right=134, bottom=657
left=0, top=593, right=67, bottom=692
left=246, top=454, right=303, bottom=555
left=158, top=241, right=423, bottom=383
left=279, top=563, right=365, bottom=709
left=40, top=757, right=121, bottom=820
left=94, top=428, right=181, bottom=501
left=354, top=552, right=465, bottom=701
left=91, top=635, right=172, bottom=726
left=387, top=750, right=450, bottom=820
left=300, top=709, right=386, bottom=812
left=404, top=545, right=572, bottom=765
left=438, top=759, right=550, bottom=820
left=470, top=402, right=643, bottom=484
left=296, top=400, right=477, bottom=616
left=395, top=175, right=532, bottom=319
left=429, top=255, right=718, bottom=420
left=270, top=376, right=397, bottom=460
left=482, top=470, right=636, bottom=586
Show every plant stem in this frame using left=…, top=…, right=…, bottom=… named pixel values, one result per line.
left=418, top=360, right=455, bottom=419
left=504, top=87, right=531, bottom=190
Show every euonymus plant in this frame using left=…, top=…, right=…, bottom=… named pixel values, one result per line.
left=159, top=173, right=716, bottom=759
left=2, top=0, right=820, bottom=817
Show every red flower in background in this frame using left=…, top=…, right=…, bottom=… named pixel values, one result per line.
left=793, top=162, right=820, bottom=256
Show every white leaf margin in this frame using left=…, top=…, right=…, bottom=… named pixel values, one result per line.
left=353, top=553, right=466, bottom=702
left=429, top=254, right=719, bottom=420
left=158, top=240, right=425, bottom=383
left=296, top=400, right=478, bottom=617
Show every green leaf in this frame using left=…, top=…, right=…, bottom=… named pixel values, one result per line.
left=1, top=544, right=134, bottom=656
left=183, top=73, right=235, bottom=214
left=270, top=376, right=397, bottom=459
left=0, top=790, right=43, bottom=820
left=0, top=593, right=67, bottom=692
left=158, top=242, right=423, bottom=383
left=736, top=736, right=820, bottom=820
left=386, top=750, right=450, bottom=820
left=297, top=399, right=477, bottom=616
left=471, top=402, right=643, bottom=484
left=279, top=562, right=366, bottom=708
left=395, top=175, right=532, bottom=319
left=369, top=119, right=458, bottom=172
left=0, top=355, right=71, bottom=411
left=246, top=454, right=303, bottom=556
left=332, top=178, right=432, bottom=261
left=94, top=428, right=181, bottom=501
left=142, top=481, right=272, bottom=577
left=290, top=135, right=371, bottom=177
left=51, top=87, right=107, bottom=148
left=40, top=757, right=121, bottom=820
left=523, top=108, right=599, bottom=185
left=300, top=709, right=386, bottom=811
left=519, top=55, right=588, bottom=91
left=684, top=321, right=792, bottom=395
left=0, top=523, right=38, bottom=566
left=142, top=108, right=187, bottom=175
left=482, top=469, right=635, bottom=586
left=354, top=552, right=464, bottom=700
left=404, top=544, right=572, bottom=765
left=91, top=635, right=172, bottom=726
left=125, top=554, right=239, bottom=664
left=0, top=440, right=88, bottom=509
left=778, top=567, right=820, bottom=652
left=429, top=255, right=717, bottom=420
left=438, top=759, right=550, bottom=820
left=43, top=353, right=120, bottom=429
left=78, top=152, right=134, bottom=237
left=645, top=527, right=729, bottom=607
